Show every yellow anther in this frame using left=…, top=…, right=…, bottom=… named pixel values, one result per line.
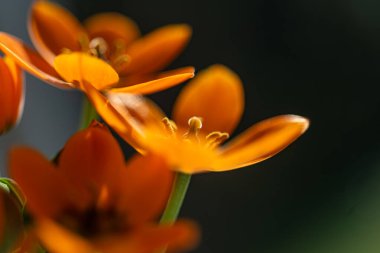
left=89, top=37, right=108, bottom=59
left=206, top=131, right=229, bottom=148
left=162, top=117, right=178, bottom=135
left=184, top=116, right=203, bottom=139
left=78, top=33, right=90, bottom=51
left=61, top=48, right=72, bottom=54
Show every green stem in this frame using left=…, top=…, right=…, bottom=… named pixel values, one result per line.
left=160, top=172, right=192, bottom=224
left=79, top=96, right=98, bottom=129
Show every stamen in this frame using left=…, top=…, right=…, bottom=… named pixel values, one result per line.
left=89, top=37, right=108, bottom=60
left=162, top=117, right=178, bottom=135
left=183, top=116, right=203, bottom=139
left=78, top=33, right=90, bottom=52
left=112, top=54, right=130, bottom=73
left=61, top=48, right=72, bottom=54
left=206, top=131, right=229, bottom=148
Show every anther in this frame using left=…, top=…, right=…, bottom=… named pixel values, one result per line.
left=112, top=54, right=130, bottom=73
left=162, top=117, right=178, bottom=135
left=206, top=131, right=229, bottom=148
left=89, top=37, right=108, bottom=59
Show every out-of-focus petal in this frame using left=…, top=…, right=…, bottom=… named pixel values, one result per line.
left=212, top=115, right=309, bottom=171
left=9, top=148, right=73, bottom=218
left=116, top=154, right=173, bottom=225
left=82, top=82, right=148, bottom=152
left=173, top=64, right=244, bottom=134
left=84, top=12, right=140, bottom=49
left=0, top=32, right=72, bottom=89
left=54, top=52, right=119, bottom=90
left=4, top=57, right=24, bottom=127
left=36, top=219, right=95, bottom=253
left=110, top=66, right=194, bottom=94
left=58, top=122, right=125, bottom=196
left=94, top=220, right=199, bottom=253
left=125, top=24, right=192, bottom=74
left=28, top=0, right=85, bottom=65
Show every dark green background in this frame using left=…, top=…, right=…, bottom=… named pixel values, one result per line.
left=2, top=0, right=380, bottom=252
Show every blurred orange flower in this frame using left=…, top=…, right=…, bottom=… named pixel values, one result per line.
left=0, top=0, right=193, bottom=93
left=83, top=65, right=310, bottom=174
left=0, top=56, right=24, bottom=134
left=9, top=122, right=198, bottom=253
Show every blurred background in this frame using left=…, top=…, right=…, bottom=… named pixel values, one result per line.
left=1, top=0, right=380, bottom=252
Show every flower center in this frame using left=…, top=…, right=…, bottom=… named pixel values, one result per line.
left=161, top=116, right=229, bottom=147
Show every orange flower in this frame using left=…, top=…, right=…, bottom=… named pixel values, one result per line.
left=9, top=122, right=198, bottom=253
left=83, top=65, right=309, bottom=174
left=0, top=0, right=193, bottom=93
left=0, top=56, right=24, bottom=134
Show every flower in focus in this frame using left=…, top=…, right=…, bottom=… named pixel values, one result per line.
left=0, top=0, right=194, bottom=93
left=84, top=65, right=310, bottom=174
left=9, top=122, right=198, bottom=253
left=0, top=56, right=24, bottom=134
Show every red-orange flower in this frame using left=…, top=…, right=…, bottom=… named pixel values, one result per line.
left=0, top=0, right=193, bottom=93
left=0, top=56, right=24, bottom=134
left=83, top=65, right=309, bottom=173
left=9, top=122, right=198, bottom=253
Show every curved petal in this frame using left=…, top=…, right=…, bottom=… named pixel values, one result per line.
left=173, top=64, right=244, bottom=134
left=36, top=219, right=95, bottom=253
left=4, top=57, right=24, bottom=128
left=116, top=154, right=173, bottom=225
left=54, top=52, right=119, bottom=90
left=58, top=122, right=125, bottom=197
left=0, top=32, right=73, bottom=89
left=9, top=147, right=72, bottom=218
left=110, top=66, right=194, bottom=94
left=125, top=24, right=192, bottom=74
left=82, top=82, right=149, bottom=153
left=0, top=57, right=16, bottom=133
left=28, top=0, right=85, bottom=65
left=212, top=115, right=310, bottom=171
left=94, top=220, right=199, bottom=253
left=84, top=12, right=140, bottom=49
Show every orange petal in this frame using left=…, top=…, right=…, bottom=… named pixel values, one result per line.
left=0, top=32, right=72, bottom=89
left=4, top=57, right=24, bottom=128
left=94, top=220, right=199, bottom=253
left=36, top=219, right=95, bottom=253
left=212, top=115, right=310, bottom=171
left=58, top=122, right=125, bottom=196
left=116, top=154, right=173, bottom=225
left=84, top=12, right=140, bottom=49
left=82, top=81, right=162, bottom=152
left=125, top=24, right=192, bottom=74
left=28, top=0, right=85, bottom=65
left=9, top=147, right=72, bottom=218
left=0, top=57, right=16, bottom=133
left=110, top=66, right=194, bottom=94
left=173, top=64, right=244, bottom=134
left=54, top=52, right=119, bottom=90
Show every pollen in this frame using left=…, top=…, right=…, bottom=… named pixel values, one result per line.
left=206, top=131, right=229, bottom=148
left=89, top=37, right=108, bottom=59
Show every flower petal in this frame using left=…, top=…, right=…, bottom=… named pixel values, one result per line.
left=58, top=122, right=125, bottom=196
left=125, top=24, right=192, bottom=74
left=82, top=82, right=151, bottom=153
left=0, top=57, right=16, bottom=133
left=116, top=154, right=173, bottom=225
left=54, top=52, right=119, bottom=90
left=109, top=66, right=194, bottom=94
left=94, top=221, right=199, bottom=253
left=28, top=0, right=85, bottom=65
left=4, top=57, right=24, bottom=128
left=0, top=32, right=72, bottom=89
left=173, top=64, right=244, bottom=134
left=36, top=219, right=95, bottom=253
left=212, top=115, right=309, bottom=171
left=84, top=12, right=140, bottom=49
left=9, top=147, right=72, bottom=217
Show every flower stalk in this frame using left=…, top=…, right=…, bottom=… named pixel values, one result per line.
left=79, top=96, right=98, bottom=129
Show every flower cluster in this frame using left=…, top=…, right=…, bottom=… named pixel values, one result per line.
left=0, top=1, right=309, bottom=252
